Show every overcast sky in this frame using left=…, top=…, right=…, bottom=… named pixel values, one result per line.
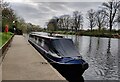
left=4, top=0, right=118, bottom=29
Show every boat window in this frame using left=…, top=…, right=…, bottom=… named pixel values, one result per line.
left=29, top=35, right=34, bottom=40
left=41, top=39, right=49, bottom=51
left=32, top=36, right=35, bottom=41
left=36, top=37, right=39, bottom=44
left=52, top=39, right=80, bottom=57
left=35, top=37, right=37, bottom=41
left=44, top=42, right=49, bottom=51
left=41, top=39, right=44, bottom=47
left=39, top=38, right=42, bottom=43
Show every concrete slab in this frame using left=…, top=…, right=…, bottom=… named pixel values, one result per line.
left=2, top=35, right=65, bottom=80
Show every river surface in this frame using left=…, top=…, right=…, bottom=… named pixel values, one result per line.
left=64, top=35, right=120, bottom=80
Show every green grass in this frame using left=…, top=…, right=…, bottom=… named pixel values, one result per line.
left=0, top=32, right=13, bottom=48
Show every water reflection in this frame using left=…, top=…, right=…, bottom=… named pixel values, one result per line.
left=104, top=38, right=115, bottom=80
left=96, top=37, right=100, bottom=51
left=88, top=37, right=92, bottom=56
left=74, top=35, right=80, bottom=49
left=118, top=39, right=120, bottom=80
left=65, top=35, right=119, bottom=80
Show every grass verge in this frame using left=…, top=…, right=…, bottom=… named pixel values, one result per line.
left=0, top=32, right=13, bottom=48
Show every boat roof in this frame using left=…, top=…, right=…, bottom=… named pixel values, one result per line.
left=29, top=32, right=67, bottom=40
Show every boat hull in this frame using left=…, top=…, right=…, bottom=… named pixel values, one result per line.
left=28, top=39, right=88, bottom=80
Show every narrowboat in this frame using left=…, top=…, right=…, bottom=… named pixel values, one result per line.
left=28, top=32, right=89, bottom=79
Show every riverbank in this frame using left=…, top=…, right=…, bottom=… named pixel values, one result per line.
left=45, top=30, right=120, bottom=39
left=0, top=32, right=13, bottom=47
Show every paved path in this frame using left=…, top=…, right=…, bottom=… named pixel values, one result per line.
left=2, top=35, right=65, bottom=80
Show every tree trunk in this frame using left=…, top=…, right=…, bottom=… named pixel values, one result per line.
left=75, top=27, right=77, bottom=32
left=90, top=26, right=92, bottom=31
left=98, top=24, right=101, bottom=32
left=109, top=22, right=112, bottom=32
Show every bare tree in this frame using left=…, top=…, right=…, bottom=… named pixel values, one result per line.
left=69, top=18, right=75, bottom=31
left=118, top=9, right=120, bottom=30
left=95, top=9, right=108, bottom=31
left=102, top=0, right=120, bottom=32
left=57, top=17, right=63, bottom=30
left=117, top=9, right=120, bottom=23
left=64, top=15, right=70, bottom=30
left=118, top=15, right=120, bottom=23
left=73, top=11, right=83, bottom=32
left=87, top=9, right=96, bottom=31
left=57, top=15, right=70, bottom=31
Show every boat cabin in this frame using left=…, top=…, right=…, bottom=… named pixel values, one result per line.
left=29, top=32, right=81, bottom=57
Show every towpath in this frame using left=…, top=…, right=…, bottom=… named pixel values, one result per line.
left=2, top=35, right=65, bottom=80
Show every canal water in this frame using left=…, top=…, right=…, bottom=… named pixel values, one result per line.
left=64, top=35, right=119, bottom=80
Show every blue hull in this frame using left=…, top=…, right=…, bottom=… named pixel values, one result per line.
left=28, top=39, right=88, bottom=78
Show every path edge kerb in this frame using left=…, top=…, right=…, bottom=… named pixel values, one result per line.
left=0, top=34, right=14, bottom=59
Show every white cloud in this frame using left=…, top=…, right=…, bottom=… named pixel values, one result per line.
left=4, top=0, right=31, bottom=3
left=27, top=0, right=109, bottom=2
